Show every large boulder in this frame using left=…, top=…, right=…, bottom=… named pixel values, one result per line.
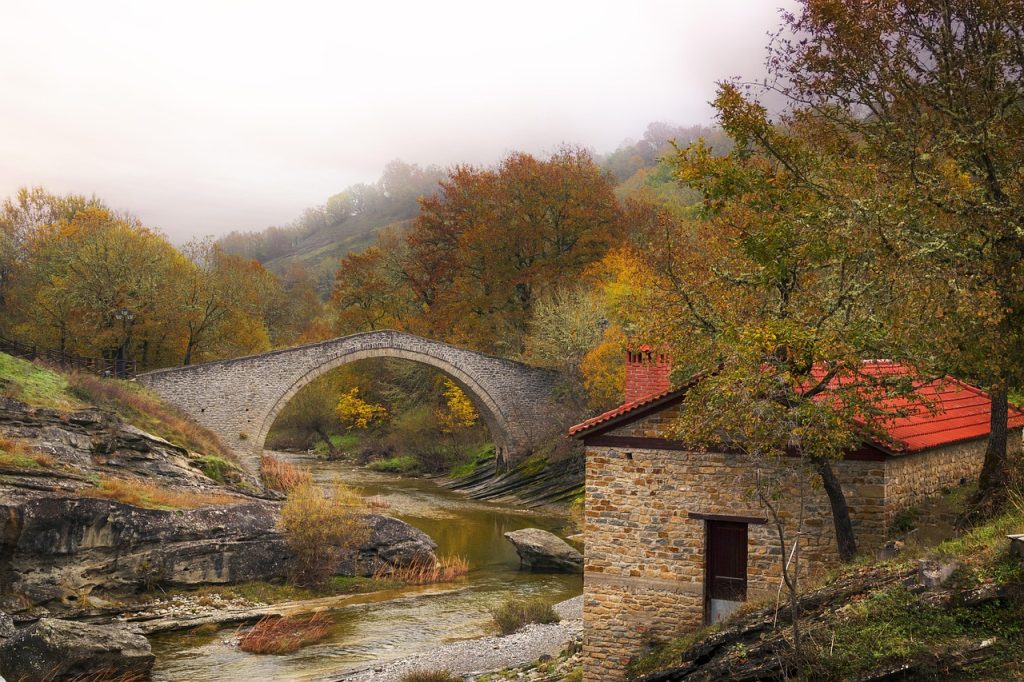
left=1, top=497, right=292, bottom=606
left=504, top=528, right=583, bottom=573
left=0, top=618, right=154, bottom=681
left=1, top=494, right=438, bottom=606
left=340, top=514, right=438, bottom=576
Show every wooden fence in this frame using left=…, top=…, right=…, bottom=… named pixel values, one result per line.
left=0, top=335, right=137, bottom=379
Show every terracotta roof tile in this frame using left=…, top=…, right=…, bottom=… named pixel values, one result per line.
left=569, top=360, right=1024, bottom=453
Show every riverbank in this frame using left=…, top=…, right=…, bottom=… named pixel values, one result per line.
left=148, top=456, right=581, bottom=680
left=345, top=596, right=582, bottom=681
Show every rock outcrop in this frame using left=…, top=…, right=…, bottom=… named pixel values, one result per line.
left=1, top=495, right=437, bottom=609
left=0, top=618, right=154, bottom=681
left=0, top=398, right=437, bottom=611
left=504, top=528, right=583, bottom=573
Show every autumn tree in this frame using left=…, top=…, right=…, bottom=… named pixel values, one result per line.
left=403, top=148, right=622, bottom=355
left=0, top=188, right=103, bottom=333
left=746, top=0, right=1024, bottom=518
left=620, top=97, right=912, bottom=563
left=6, top=206, right=184, bottom=366
left=176, top=239, right=293, bottom=365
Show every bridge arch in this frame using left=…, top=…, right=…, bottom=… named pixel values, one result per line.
left=137, top=331, right=560, bottom=473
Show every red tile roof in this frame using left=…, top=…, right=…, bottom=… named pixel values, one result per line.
left=569, top=361, right=1024, bottom=454
left=567, top=387, right=675, bottom=436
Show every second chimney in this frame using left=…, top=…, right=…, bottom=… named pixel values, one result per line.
left=625, top=344, right=671, bottom=403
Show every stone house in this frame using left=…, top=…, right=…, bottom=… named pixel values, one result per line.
left=570, top=347, right=1024, bottom=680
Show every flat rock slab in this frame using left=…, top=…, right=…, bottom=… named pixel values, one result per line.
left=0, top=617, right=154, bottom=681
left=504, top=528, right=582, bottom=573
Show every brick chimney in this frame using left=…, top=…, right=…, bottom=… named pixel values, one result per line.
left=624, top=344, right=671, bottom=403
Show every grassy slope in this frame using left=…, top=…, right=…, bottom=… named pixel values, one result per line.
left=0, top=352, right=234, bottom=461
left=630, top=502, right=1024, bottom=681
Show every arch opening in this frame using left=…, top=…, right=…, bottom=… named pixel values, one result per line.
left=258, top=351, right=511, bottom=471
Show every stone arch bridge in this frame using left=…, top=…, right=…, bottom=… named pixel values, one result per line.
left=136, top=330, right=561, bottom=472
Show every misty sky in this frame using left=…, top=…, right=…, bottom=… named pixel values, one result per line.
left=1, top=1, right=797, bottom=242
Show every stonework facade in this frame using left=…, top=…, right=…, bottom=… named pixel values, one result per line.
left=578, top=401, right=1004, bottom=680
left=137, top=330, right=560, bottom=471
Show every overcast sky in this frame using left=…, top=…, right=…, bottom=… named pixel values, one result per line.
left=0, top=1, right=797, bottom=242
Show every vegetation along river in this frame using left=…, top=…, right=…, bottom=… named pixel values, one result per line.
left=150, top=453, right=583, bottom=681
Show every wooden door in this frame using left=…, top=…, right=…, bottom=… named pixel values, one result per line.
left=705, top=520, right=747, bottom=624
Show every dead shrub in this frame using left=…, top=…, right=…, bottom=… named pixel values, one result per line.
left=374, top=555, right=469, bottom=585
left=82, top=476, right=240, bottom=510
left=237, top=611, right=332, bottom=654
left=260, top=454, right=313, bottom=493
left=279, top=480, right=370, bottom=587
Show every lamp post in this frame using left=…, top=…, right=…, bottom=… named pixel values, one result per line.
left=113, top=308, right=135, bottom=377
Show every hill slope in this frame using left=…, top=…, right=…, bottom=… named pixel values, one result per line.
left=629, top=507, right=1024, bottom=681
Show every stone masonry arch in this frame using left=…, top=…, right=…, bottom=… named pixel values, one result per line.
left=136, top=330, right=560, bottom=472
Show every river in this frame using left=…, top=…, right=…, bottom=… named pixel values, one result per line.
left=150, top=453, right=582, bottom=681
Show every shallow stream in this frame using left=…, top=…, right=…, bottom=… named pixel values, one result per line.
left=150, top=453, right=582, bottom=681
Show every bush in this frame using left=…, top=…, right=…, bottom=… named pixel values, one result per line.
left=490, top=597, right=560, bottom=635
left=279, top=480, right=370, bottom=587
left=238, top=611, right=332, bottom=654
left=194, top=455, right=235, bottom=484
left=260, top=454, right=313, bottom=493
left=400, top=671, right=461, bottom=682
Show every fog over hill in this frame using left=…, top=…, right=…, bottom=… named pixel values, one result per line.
left=220, top=122, right=733, bottom=291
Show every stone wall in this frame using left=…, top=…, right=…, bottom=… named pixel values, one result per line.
left=883, top=439, right=992, bottom=530
left=583, top=432, right=885, bottom=680
left=137, top=330, right=560, bottom=472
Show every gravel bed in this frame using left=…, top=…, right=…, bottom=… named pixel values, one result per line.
left=345, top=596, right=583, bottom=681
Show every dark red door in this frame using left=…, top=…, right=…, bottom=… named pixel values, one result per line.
left=705, top=520, right=748, bottom=624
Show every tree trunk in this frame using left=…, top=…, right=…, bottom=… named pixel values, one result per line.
left=815, top=457, right=857, bottom=562
left=970, top=382, right=1009, bottom=520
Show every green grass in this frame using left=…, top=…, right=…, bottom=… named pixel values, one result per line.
left=367, top=455, right=420, bottom=474
left=515, top=453, right=548, bottom=477
left=449, top=443, right=494, bottom=478
left=806, top=583, right=1024, bottom=678
left=0, top=449, right=54, bottom=470
left=0, top=352, right=83, bottom=410
left=193, top=455, right=237, bottom=483
left=330, top=433, right=360, bottom=450
left=490, top=597, right=560, bottom=635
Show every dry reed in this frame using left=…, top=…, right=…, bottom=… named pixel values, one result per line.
left=375, top=555, right=470, bottom=585
left=260, top=454, right=313, bottom=493
left=237, top=611, right=332, bottom=654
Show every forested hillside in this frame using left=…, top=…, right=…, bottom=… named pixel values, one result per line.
left=0, top=121, right=732, bottom=472
left=215, top=122, right=730, bottom=295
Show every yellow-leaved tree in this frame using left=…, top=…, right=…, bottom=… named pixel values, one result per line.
left=336, top=387, right=388, bottom=430
left=435, top=379, right=478, bottom=433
